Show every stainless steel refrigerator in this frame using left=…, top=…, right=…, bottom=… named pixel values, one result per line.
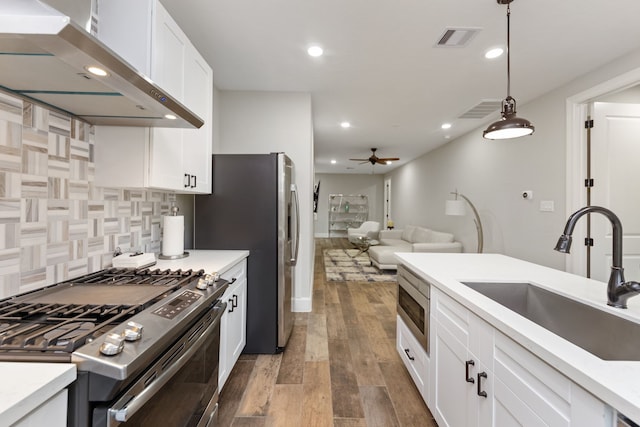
left=194, top=153, right=300, bottom=353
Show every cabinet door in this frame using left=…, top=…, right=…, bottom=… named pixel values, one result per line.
left=148, top=127, right=185, bottom=190
left=219, top=260, right=248, bottom=390
left=433, top=319, right=475, bottom=427
left=493, top=377, right=546, bottom=427
left=227, top=276, right=247, bottom=368
left=432, top=289, right=494, bottom=427
left=151, top=2, right=185, bottom=100
left=182, top=44, right=213, bottom=193
left=96, top=0, right=153, bottom=75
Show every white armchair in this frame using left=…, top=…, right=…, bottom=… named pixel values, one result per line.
left=347, top=221, right=381, bottom=242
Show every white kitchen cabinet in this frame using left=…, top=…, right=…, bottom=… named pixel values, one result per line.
left=12, top=389, right=67, bottom=427
left=430, top=287, right=612, bottom=427
left=94, top=0, right=212, bottom=194
left=396, top=315, right=429, bottom=403
left=431, top=289, right=493, bottom=427
left=218, top=259, right=247, bottom=390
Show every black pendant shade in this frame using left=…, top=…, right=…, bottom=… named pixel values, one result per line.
left=483, top=0, right=534, bottom=140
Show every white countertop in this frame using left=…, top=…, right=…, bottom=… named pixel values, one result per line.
left=0, top=363, right=76, bottom=426
left=396, top=252, right=640, bottom=424
left=153, top=250, right=249, bottom=274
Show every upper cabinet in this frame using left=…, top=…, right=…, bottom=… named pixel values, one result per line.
left=94, top=0, right=213, bottom=194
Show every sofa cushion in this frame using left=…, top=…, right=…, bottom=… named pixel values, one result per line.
left=411, top=227, right=431, bottom=243
left=379, top=238, right=412, bottom=251
left=401, top=225, right=418, bottom=242
left=427, top=229, right=454, bottom=243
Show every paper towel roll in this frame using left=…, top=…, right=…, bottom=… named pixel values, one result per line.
left=162, top=215, right=184, bottom=256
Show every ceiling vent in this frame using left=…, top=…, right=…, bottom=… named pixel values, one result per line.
left=436, top=28, right=481, bottom=47
left=458, top=100, right=503, bottom=119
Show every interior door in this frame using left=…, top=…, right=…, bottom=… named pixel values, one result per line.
left=590, top=102, right=640, bottom=282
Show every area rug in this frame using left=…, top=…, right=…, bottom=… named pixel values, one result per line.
left=323, top=249, right=397, bottom=282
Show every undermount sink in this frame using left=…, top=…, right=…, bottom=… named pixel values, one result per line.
left=461, top=281, right=640, bottom=361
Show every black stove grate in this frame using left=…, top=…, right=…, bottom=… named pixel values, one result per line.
left=0, top=267, right=205, bottom=358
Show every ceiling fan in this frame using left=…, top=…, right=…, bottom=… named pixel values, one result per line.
left=349, top=148, right=400, bottom=165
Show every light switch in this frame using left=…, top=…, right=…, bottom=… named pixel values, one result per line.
left=540, top=200, right=555, bottom=212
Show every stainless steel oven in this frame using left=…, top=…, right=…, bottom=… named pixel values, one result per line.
left=92, top=302, right=224, bottom=427
left=0, top=267, right=229, bottom=427
left=397, top=265, right=430, bottom=354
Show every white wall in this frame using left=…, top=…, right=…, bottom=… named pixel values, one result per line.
left=216, top=90, right=315, bottom=312
left=314, top=173, right=385, bottom=237
left=386, top=47, right=640, bottom=270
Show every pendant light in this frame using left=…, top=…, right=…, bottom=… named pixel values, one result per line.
left=483, top=0, right=534, bottom=140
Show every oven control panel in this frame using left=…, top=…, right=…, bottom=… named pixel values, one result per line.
left=152, top=290, right=202, bottom=319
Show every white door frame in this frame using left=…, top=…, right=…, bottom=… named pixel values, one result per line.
left=565, top=67, right=640, bottom=274
left=384, top=177, right=392, bottom=228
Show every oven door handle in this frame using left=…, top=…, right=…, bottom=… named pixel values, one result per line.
left=107, top=304, right=225, bottom=426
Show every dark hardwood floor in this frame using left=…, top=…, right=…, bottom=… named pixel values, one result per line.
left=218, top=238, right=437, bottom=426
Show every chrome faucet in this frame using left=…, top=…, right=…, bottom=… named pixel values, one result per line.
left=554, top=206, right=640, bottom=308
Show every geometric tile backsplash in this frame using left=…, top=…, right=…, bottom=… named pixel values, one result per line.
left=0, top=91, right=176, bottom=298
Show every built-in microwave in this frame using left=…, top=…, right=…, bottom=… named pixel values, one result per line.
left=397, top=265, right=430, bottom=354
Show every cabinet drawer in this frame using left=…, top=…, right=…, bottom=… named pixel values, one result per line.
left=397, top=315, right=429, bottom=401
left=220, top=259, right=247, bottom=284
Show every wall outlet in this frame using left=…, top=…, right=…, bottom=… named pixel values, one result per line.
left=522, top=190, right=533, bottom=200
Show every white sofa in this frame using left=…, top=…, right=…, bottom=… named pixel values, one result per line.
left=369, top=225, right=462, bottom=270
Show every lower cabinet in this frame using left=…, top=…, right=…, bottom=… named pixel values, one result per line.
left=13, top=389, right=68, bottom=427
left=397, top=315, right=429, bottom=403
left=219, top=259, right=247, bottom=391
left=397, top=284, right=615, bottom=427
left=431, top=289, right=493, bottom=427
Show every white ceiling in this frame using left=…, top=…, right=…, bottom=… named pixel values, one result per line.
left=160, top=0, right=640, bottom=174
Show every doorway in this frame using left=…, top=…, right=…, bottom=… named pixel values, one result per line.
left=384, top=178, right=392, bottom=229
left=566, top=69, right=640, bottom=277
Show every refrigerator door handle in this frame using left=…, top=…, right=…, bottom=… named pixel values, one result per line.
left=290, top=184, right=300, bottom=265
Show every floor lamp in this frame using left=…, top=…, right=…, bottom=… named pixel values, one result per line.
left=445, top=190, right=484, bottom=253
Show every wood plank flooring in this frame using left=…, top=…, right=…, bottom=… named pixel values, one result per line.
left=218, top=238, right=437, bottom=426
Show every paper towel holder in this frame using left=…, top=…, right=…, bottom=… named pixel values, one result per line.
left=159, top=205, right=190, bottom=260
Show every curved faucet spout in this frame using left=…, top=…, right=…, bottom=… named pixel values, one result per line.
left=554, top=206, right=637, bottom=308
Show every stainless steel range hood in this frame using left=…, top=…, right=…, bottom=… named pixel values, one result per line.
left=0, top=0, right=203, bottom=128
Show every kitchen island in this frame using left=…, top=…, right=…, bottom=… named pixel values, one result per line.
left=396, top=252, right=640, bottom=426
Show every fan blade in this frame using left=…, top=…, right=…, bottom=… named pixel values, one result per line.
left=349, top=158, right=369, bottom=161
left=378, top=157, right=400, bottom=161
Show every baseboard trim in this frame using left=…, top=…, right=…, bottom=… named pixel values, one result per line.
left=292, top=297, right=312, bottom=312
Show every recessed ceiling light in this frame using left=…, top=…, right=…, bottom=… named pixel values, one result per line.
left=485, top=47, right=504, bottom=59
left=85, top=65, right=109, bottom=77
left=441, top=123, right=452, bottom=130
left=330, top=159, right=337, bottom=164
left=340, top=121, right=351, bottom=128
left=164, top=114, right=177, bottom=120
left=307, top=45, right=323, bottom=57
